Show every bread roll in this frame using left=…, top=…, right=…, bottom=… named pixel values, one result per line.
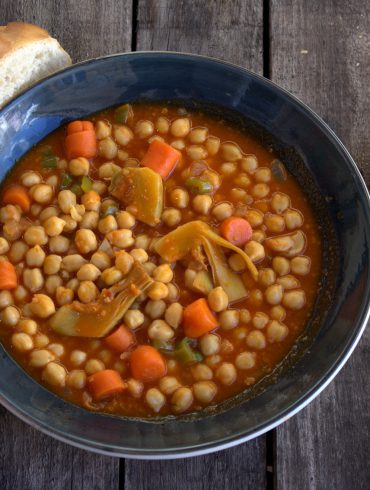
left=0, top=22, right=71, bottom=108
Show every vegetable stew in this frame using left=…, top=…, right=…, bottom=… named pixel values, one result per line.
left=0, top=104, right=321, bottom=417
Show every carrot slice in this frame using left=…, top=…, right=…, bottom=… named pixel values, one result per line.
left=0, top=261, right=17, bottom=290
left=130, top=345, right=167, bottom=382
left=141, top=140, right=181, bottom=179
left=183, top=298, right=219, bottom=338
left=88, top=369, right=127, bottom=400
left=67, top=120, right=94, bottom=134
left=3, top=185, right=30, bottom=212
left=65, top=130, right=97, bottom=160
left=105, top=325, right=135, bottom=352
left=219, top=216, right=253, bottom=247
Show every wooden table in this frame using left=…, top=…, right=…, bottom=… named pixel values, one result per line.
left=0, top=1, right=369, bottom=488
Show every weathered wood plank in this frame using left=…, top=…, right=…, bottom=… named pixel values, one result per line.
left=0, top=1, right=132, bottom=488
left=125, top=1, right=266, bottom=487
left=270, top=1, right=370, bottom=488
left=135, top=0, right=264, bottom=74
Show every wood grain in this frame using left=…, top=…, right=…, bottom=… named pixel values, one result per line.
left=0, top=1, right=131, bottom=488
left=270, top=1, right=370, bottom=488
left=126, top=2, right=266, bottom=486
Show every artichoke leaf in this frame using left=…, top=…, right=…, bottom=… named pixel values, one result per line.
left=49, top=262, right=153, bottom=337
left=109, top=167, right=163, bottom=226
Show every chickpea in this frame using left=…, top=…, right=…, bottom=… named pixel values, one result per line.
left=272, top=256, right=290, bottom=276
left=234, top=173, right=251, bottom=188
left=238, top=309, right=250, bottom=325
left=291, top=256, right=311, bottom=275
left=207, top=287, right=228, bottom=313
left=282, top=290, right=306, bottom=310
left=159, top=376, right=182, bottom=395
left=77, top=211, right=97, bottom=231
left=220, top=162, right=237, bottom=175
left=216, top=363, right=237, bottom=385
left=0, top=205, right=21, bottom=223
left=25, top=245, right=45, bottom=267
left=0, top=237, right=10, bottom=254
left=246, top=330, right=266, bottom=350
left=92, top=180, right=108, bottom=195
left=30, top=184, right=53, bottom=204
left=75, top=229, right=98, bottom=254
left=62, top=254, right=87, bottom=272
left=145, top=299, right=166, bottom=319
left=156, top=116, right=170, bottom=134
left=284, top=209, right=304, bottom=230
left=270, top=305, right=286, bottom=321
left=271, top=192, right=290, bottom=214
left=254, top=167, right=271, bottom=183
left=77, top=264, right=101, bottom=281
left=166, top=283, right=179, bottom=302
left=116, top=210, right=135, bottom=229
left=34, top=333, right=49, bottom=348
left=9, top=240, right=29, bottom=262
left=258, top=268, right=276, bottom=288
left=148, top=282, right=169, bottom=301
left=221, top=142, right=243, bottom=161
left=235, top=351, right=256, bottom=370
left=148, top=319, right=174, bottom=341
left=49, top=235, right=70, bottom=254
left=193, top=381, right=217, bottom=403
left=85, top=359, right=105, bottom=375
left=162, top=208, right=182, bottom=227
left=98, top=137, right=118, bottom=159
left=277, top=275, right=300, bottom=290
left=124, top=309, right=144, bottom=330
left=135, top=234, right=150, bottom=250
left=55, top=287, right=74, bottom=306
left=98, top=162, right=121, bottom=179
left=69, top=157, right=89, bottom=176
left=192, top=195, right=212, bottom=215
left=189, top=127, right=208, bottom=144
left=191, top=363, right=213, bottom=381
left=212, top=202, right=233, bottom=221
left=29, top=349, right=55, bottom=367
left=39, top=206, right=58, bottom=222
left=67, top=370, right=87, bottom=389
left=244, top=240, right=265, bottom=262
left=200, top=334, right=220, bottom=356
left=145, top=388, right=166, bottom=413
left=251, top=230, right=266, bottom=243
left=101, top=267, right=123, bottom=286
left=81, top=191, right=101, bottom=212
left=23, top=268, right=44, bottom=292
left=48, top=343, right=65, bottom=357
left=61, top=214, right=78, bottom=232
left=152, top=264, right=172, bottom=284
left=245, top=209, right=264, bottom=228
left=231, top=188, right=247, bottom=202
left=91, top=251, right=111, bottom=271
left=164, top=302, right=183, bottom=329
left=45, top=275, right=63, bottom=295
left=170, top=188, right=189, bottom=209
left=267, top=320, right=289, bottom=343
left=24, top=226, right=48, bottom=246
left=42, top=362, right=66, bottom=387
left=228, top=253, right=246, bottom=272
left=252, top=183, right=270, bottom=198
left=0, top=291, right=14, bottom=310
left=113, top=125, right=133, bottom=146
left=265, top=214, right=285, bottom=233
left=219, top=309, right=239, bottom=330
left=240, top=155, right=258, bottom=173
left=13, top=285, right=29, bottom=303
left=98, top=215, right=118, bottom=234
left=98, top=349, right=112, bottom=364
left=265, top=284, right=283, bottom=305
left=29, top=294, right=55, bottom=318
left=42, top=216, right=66, bottom=237
left=186, top=145, right=208, bottom=160
left=170, top=118, right=190, bottom=138
left=58, top=190, right=76, bottom=214
left=70, top=350, right=87, bottom=366
left=95, top=120, right=111, bottom=140
left=184, top=269, right=197, bottom=290
left=115, top=250, right=134, bottom=275
left=17, top=318, right=37, bottom=335
left=171, top=387, right=194, bottom=413
left=107, top=229, right=134, bottom=249
left=127, top=378, right=144, bottom=398
left=21, top=171, right=42, bottom=187
left=135, top=120, right=154, bottom=138
left=11, top=332, right=33, bottom=351
left=205, top=136, right=220, bottom=156
left=252, top=312, right=269, bottom=329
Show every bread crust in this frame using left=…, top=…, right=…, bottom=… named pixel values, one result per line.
left=0, top=22, right=70, bottom=60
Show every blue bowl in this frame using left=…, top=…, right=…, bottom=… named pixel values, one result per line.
left=0, top=53, right=369, bottom=458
